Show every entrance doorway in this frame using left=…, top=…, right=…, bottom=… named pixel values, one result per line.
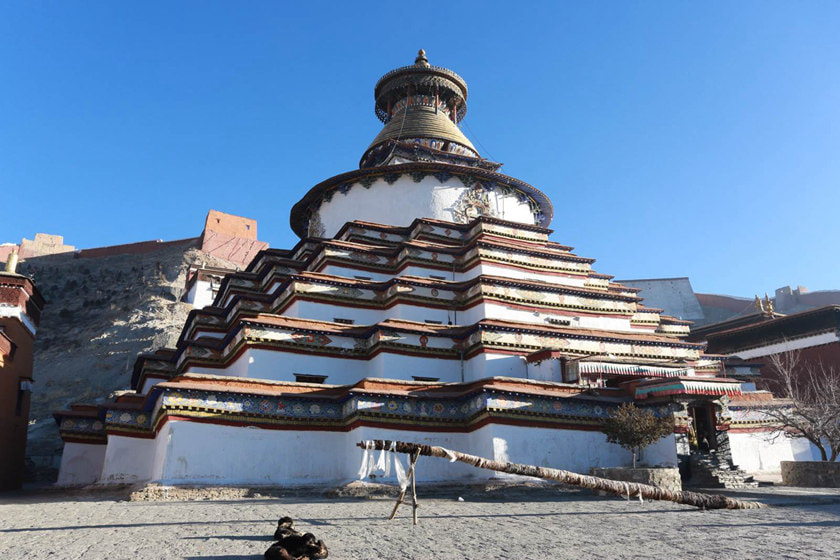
left=689, top=404, right=716, bottom=452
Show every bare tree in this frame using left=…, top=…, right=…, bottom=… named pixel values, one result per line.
left=761, top=350, right=840, bottom=462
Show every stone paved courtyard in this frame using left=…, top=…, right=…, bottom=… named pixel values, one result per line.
left=1, top=486, right=839, bottom=559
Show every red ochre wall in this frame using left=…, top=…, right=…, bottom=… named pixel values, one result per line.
left=755, top=342, right=840, bottom=391
left=75, top=237, right=199, bottom=259
left=199, top=210, right=268, bottom=268
left=6, top=210, right=266, bottom=270
left=203, top=210, right=258, bottom=240
left=0, top=298, right=37, bottom=490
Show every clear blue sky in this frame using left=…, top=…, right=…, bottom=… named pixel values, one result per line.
left=2, top=2, right=838, bottom=296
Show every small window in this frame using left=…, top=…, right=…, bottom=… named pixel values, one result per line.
left=334, top=318, right=355, bottom=325
left=354, top=275, right=372, bottom=281
left=412, top=376, right=440, bottom=382
left=424, top=320, right=442, bottom=325
left=430, top=275, right=446, bottom=280
left=245, top=224, right=251, bottom=230
left=294, top=374, right=328, bottom=384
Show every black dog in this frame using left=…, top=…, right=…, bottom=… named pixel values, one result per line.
left=274, top=517, right=297, bottom=540
left=265, top=517, right=328, bottom=560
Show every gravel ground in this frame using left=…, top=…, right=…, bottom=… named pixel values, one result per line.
left=1, top=486, right=839, bottom=559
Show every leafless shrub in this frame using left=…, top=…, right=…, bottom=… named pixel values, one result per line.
left=602, top=403, right=674, bottom=467
left=761, top=350, right=840, bottom=461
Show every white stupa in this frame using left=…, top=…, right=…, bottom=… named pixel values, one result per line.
left=56, top=51, right=784, bottom=488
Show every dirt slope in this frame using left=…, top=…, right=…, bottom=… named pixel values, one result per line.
left=21, top=242, right=240, bottom=482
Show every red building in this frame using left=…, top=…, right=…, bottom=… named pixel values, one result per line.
left=0, top=255, right=44, bottom=490
left=691, top=305, right=840, bottom=388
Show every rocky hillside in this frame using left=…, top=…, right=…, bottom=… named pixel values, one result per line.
left=22, top=242, right=240, bottom=482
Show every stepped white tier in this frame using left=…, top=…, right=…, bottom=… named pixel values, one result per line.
left=54, top=51, right=794, bottom=487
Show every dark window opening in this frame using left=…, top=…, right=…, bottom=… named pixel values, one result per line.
left=354, top=275, right=372, bottom=281
left=412, top=376, right=440, bottom=382
left=334, top=318, right=355, bottom=325
left=294, top=374, right=328, bottom=384
left=425, top=319, right=442, bottom=325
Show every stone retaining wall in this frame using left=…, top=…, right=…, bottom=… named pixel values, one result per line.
left=781, top=461, right=840, bottom=488
left=590, top=467, right=682, bottom=493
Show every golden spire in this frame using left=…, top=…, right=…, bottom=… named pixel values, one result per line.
left=754, top=295, right=764, bottom=313
left=415, top=49, right=430, bottom=67
left=4, top=250, right=18, bottom=274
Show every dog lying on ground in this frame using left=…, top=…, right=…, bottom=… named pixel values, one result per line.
left=265, top=517, right=328, bottom=560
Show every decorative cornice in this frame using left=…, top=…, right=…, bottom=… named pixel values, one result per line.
left=180, top=273, right=654, bottom=349
left=57, top=375, right=675, bottom=442
left=289, top=162, right=554, bottom=237
left=360, top=140, right=503, bottom=170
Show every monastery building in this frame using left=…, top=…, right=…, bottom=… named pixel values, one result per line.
left=53, top=51, right=805, bottom=487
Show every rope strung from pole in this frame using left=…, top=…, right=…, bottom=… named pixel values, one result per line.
left=356, top=440, right=766, bottom=511
left=381, top=104, right=410, bottom=165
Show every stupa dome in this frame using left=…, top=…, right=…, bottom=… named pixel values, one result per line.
left=290, top=50, right=554, bottom=238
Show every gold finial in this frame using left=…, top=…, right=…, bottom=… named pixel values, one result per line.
left=754, top=295, right=763, bottom=313
left=415, top=49, right=430, bottom=67
left=764, top=293, right=774, bottom=315
left=5, top=250, right=18, bottom=274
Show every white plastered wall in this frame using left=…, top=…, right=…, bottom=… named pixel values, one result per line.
left=732, top=332, right=840, bottom=360
left=728, top=431, right=821, bottom=472
left=465, top=353, right=527, bottom=382
left=56, top=442, right=107, bottom=486
left=314, top=263, right=587, bottom=289
left=187, top=348, right=532, bottom=385
left=284, top=300, right=453, bottom=325
left=462, top=263, right=589, bottom=288
left=99, top=434, right=165, bottom=484
left=145, top=420, right=676, bottom=486
left=158, top=422, right=352, bottom=485
left=367, top=352, right=461, bottom=382
left=283, top=300, right=633, bottom=333
left=477, top=425, right=677, bottom=474
left=188, top=348, right=368, bottom=384
left=315, top=176, right=537, bottom=238
left=185, top=278, right=217, bottom=310
left=139, top=376, right=165, bottom=395
left=0, top=305, right=38, bottom=335
left=528, top=359, right=564, bottom=383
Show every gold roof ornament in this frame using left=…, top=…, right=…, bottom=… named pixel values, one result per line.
left=764, top=293, right=775, bottom=315
left=4, top=250, right=18, bottom=274
left=754, top=295, right=764, bottom=313
left=415, top=49, right=430, bottom=67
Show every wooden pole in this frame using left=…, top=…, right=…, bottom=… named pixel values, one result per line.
left=388, top=487, right=405, bottom=521
left=389, top=449, right=421, bottom=521
left=410, top=449, right=420, bottom=525
left=358, top=440, right=766, bottom=511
